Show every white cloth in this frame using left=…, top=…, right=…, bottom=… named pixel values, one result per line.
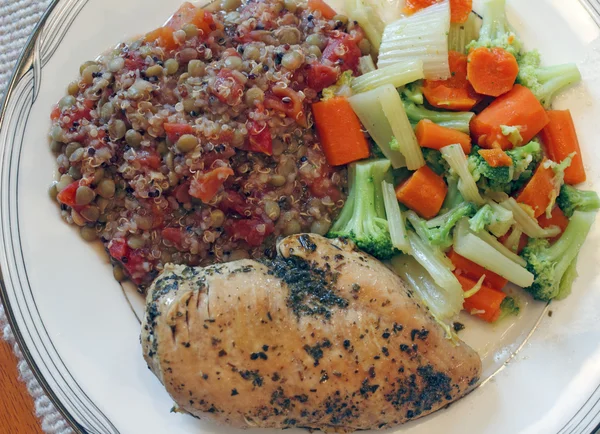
left=0, top=1, right=73, bottom=433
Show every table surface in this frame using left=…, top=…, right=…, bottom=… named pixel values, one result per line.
left=0, top=338, right=43, bottom=433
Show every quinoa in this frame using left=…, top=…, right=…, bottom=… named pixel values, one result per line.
left=48, top=0, right=369, bottom=288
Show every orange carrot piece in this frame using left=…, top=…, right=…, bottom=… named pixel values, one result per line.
left=478, top=148, right=513, bottom=167
left=517, top=158, right=556, bottom=218
left=415, top=119, right=472, bottom=154
left=145, top=27, right=177, bottom=51
left=395, top=166, right=448, bottom=219
left=448, top=249, right=508, bottom=290
left=467, top=47, right=519, bottom=97
left=471, top=85, right=550, bottom=150
left=405, top=0, right=473, bottom=23
left=538, top=206, right=569, bottom=243
left=498, top=229, right=529, bottom=254
left=456, top=274, right=507, bottom=323
left=312, top=97, right=370, bottom=166
left=423, top=51, right=482, bottom=111
left=308, top=0, right=338, bottom=19
left=539, top=110, right=586, bottom=185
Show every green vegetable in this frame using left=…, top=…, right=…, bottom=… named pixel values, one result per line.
left=403, top=100, right=474, bottom=134
left=359, top=55, right=377, bottom=74
left=469, top=141, right=543, bottom=194
left=500, top=125, right=523, bottom=147
left=521, top=211, right=597, bottom=301
left=469, top=205, right=494, bottom=233
left=322, top=71, right=354, bottom=101
left=422, top=148, right=449, bottom=176
left=557, top=184, right=600, bottom=218
left=454, top=219, right=534, bottom=287
left=408, top=202, right=477, bottom=250
left=469, top=202, right=514, bottom=238
left=351, top=60, right=424, bottom=94
left=448, top=12, right=481, bottom=54
left=399, top=81, right=424, bottom=105
left=328, top=159, right=396, bottom=259
left=466, top=0, right=522, bottom=57
left=497, top=296, right=520, bottom=321
left=517, top=50, right=582, bottom=109
left=382, top=181, right=410, bottom=253
left=442, top=144, right=485, bottom=205
left=441, top=175, right=464, bottom=212
left=390, top=255, right=463, bottom=326
left=500, top=197, right=561, bottom=239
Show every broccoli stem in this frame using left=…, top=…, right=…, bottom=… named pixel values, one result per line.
left=535, top=64, right=581, bottom=108
left=403, top=101, right=474, bottom=134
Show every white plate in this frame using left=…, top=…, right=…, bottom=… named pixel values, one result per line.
left=1, top=0, right=600, bottom=433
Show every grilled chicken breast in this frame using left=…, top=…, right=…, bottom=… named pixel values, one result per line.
left=141, top=234, right=481, bottom=431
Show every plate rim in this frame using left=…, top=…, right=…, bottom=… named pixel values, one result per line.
left=0, top=0, right=600, bottom=433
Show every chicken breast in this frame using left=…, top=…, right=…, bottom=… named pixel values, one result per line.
left=141, top=234, right=481, bottom=431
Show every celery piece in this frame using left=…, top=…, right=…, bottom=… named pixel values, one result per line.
left=351, top=60, right=424, bottom=94
left=382, top=181, right=410, bottom=253
left=379, top=84, right=425, bottom=170
left=500, top=198, right=561, bottom=239
left=391, top=255, right=464, bottom=321
left=359, top=55, right=377, bottom=75
left=349, top=89, right=406, bottom=169
left=441, top=144, right=485, bottom=205
left=378, top=1, right=451, bottom=79
left=448, top=12, right=481, bottom=54
left=345, top=0, right=385, bottom=52
left=454, top=219, right=534, bottom=287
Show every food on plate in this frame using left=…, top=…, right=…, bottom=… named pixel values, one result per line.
left=142, top=234, right=481, bottom=430
left=47, top=0, right=599, bottom=429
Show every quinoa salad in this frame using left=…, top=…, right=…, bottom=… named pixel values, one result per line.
left=49, top=0, right=371, bottom=288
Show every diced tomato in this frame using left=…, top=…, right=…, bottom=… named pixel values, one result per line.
left=161, top=228, right=186, bottom=250
left=264, top=86, right=307, bottom=127
left=56, top=181, right=80, bottom=208
left=307, top=0, right=338, bottom=19
left=211, top=69, right=244, bottom=106
left=164, top=123, right=194, bottom=144
left=246, top=120, right=273, bottom=155
left=136, top=149, right=162, bottom=170
left=108, top=238, right=129, bottom=262
left=219, top=190, right=252, bottom=216
left=189, top=166, right=234, bottom=202
left=322, top=34, right=361, bottom=74
left=309, top=176, right=342, bottom=203
left=225, top=218, right=274, bottom=247
left=173, top=182, right=192, bottom=203
left=145, top=26, right=178, bottom=51
left=306, top=63, right=339, bottom=93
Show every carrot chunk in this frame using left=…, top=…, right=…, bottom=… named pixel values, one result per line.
left=423, top=51, right=482, bottom=111
left=456, top=274, right=507, bottom=323
left=471, top=85, right=550, bottom=150
left=539, top=110, right=586, bottom=185
left=312, top=97, right=370, bottom=166
left=467, top=47, right=519, bottom=97
left=517, top=158, right=556, bottom=218
left=538, top=206, right=569, bottom=243
left=405, top=0, right=473, bottom=23
left=415, top=119, right=472, bottom=154
left=478, top=148, right=513, bottom=167
left=395, top=166, right=448, bottom=219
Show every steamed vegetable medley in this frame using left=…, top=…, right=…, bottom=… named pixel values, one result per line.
left=315, top=0, right=599, bottom=327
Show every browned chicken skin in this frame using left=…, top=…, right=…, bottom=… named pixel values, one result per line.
left=141, top=234, right=481, bottom=431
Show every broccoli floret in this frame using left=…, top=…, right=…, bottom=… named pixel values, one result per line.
left=469, top=202, right=514, bottom=236
left=389, top=137, right=400, bottom=152
left=497, top=296, right=520, bottom=320
left=521, top=211, right=597, bottom=301
left=517, top=50, right=582, bottom=109
left=322, top=71, right=354, bottom=101
left=467, top=0, right=522, bottom=57
left=400, top=81, right=424, bottom=105
left=407, top=202, right=478, bottom=250
left=422, top=148, right=449, bottom=176
left=441, top=175, right=465, bottom=212
left=328, top=159, right=396, bottom=259
left=557, top=185, right=600, bottom=218
left=402, top=100, right=475, bottom=134
left=469, top=141, right=543, bottom=194
left=469, top=205, right=494, bottom=232
left=500, top=125, right=523, bottom=147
